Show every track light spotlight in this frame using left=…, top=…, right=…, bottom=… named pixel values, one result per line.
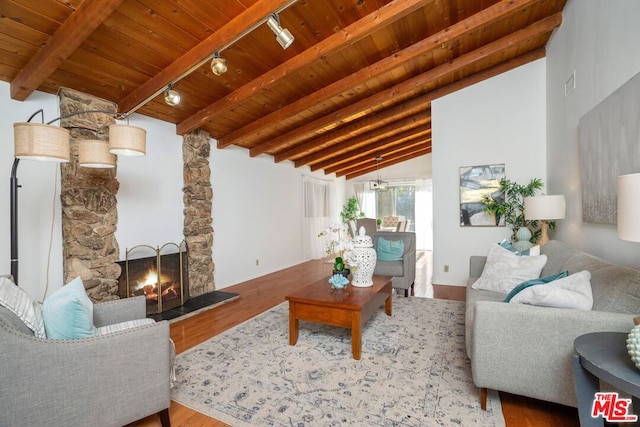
left=211, top=53, right=227, bottom=76
left=164, top=84, right=181, bottom=106
left=266, top=14, right=295, bottom=49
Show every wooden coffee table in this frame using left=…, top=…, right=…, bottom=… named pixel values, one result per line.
left=285, top=275, right=393, bottom=360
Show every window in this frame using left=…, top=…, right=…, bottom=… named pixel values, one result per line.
left=375, top=185, right=415, bottom=231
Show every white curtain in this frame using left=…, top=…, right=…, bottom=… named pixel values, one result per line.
left=302, top=176, right=336, bottom=260
left=354, top=181, right=376, bottom=218
left=415, top=179, right=433, bottom=250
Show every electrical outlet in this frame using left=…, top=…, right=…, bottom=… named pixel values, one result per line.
left=444, top=265, right=449, bottom=273
left=256, top=259, right=259, bottom=266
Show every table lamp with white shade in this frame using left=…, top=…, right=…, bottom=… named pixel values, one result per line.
left=617, top=173, right=640, bottom=242
left=524, top=195, right=566, bottom=245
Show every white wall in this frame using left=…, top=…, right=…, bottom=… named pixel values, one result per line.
left=114, top=115, right=184, bottom=254
left=432, top=59, right=547, bottom=286
left=546, top=0, right=640, bottom=268
left=0, top=82, right=344, bottom=298
left=0, top=84, right=63, bottom=300
left=210, top=146, right=344, bottom=288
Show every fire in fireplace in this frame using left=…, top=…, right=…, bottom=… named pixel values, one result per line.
left=117, top=242, right=189, bottom=315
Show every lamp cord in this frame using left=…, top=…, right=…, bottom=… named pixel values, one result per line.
left=41, top=165, right=60, bottom=301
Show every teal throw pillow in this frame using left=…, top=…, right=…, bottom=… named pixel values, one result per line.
left=42, top=277, right=96, bottom=339
left=498, top=240, right=539, bottom=256
left=503, top=271, right=569, bottom=302
left=499, top=240, right=518, bottom=253
left=377, top=237, right=404, bottom=261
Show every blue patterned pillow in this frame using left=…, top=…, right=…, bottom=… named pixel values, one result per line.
left=503, top=271, right=569, bottom=302
left=377, top=237, right=404, bottom=261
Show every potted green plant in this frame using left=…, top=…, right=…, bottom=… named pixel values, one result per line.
left=482, top=177, right=553, bottom=243
left=318, top=223, right=355, bottom=278
left=340, top=196, right=365, bottom=224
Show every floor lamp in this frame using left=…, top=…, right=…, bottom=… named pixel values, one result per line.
left=10, top=109, right=146, bottom=286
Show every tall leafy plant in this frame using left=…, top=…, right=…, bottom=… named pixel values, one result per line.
left=340, top=196, right=364, bottom=224
left=483, top=177, right=552, bottom=243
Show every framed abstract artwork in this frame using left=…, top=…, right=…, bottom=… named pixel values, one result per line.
left=459, top=164, right=505, bottom=227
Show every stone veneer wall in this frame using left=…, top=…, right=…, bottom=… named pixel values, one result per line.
left=59, top=88, right=121, bottom=301
left=57, top=89, right=215, bottom=301
left=182, top=130, right=215, bottom=296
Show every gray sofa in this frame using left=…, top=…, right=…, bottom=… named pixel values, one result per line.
left=0, top=283, right=172, bottom=427
left=372, top=231, right=416, bottom=296
left=465, top=240, right=640, bottom=408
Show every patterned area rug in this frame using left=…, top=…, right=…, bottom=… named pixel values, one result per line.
left=171, top=296, right=505, bottom=426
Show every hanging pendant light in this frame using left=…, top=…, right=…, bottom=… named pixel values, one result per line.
left=369, top=156, right=388, bottom=191
left=78, top=140, right=116, bottom=168
left=108, top=124, right=146, bottom=156
left=13, top=122, right=70, bottom=162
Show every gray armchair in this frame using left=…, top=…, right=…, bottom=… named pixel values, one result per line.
left=371, top=231, right=416, bottom=296
left=356, top=217, right=378, bottom=235
left=0, top=292, right=172, bottom=427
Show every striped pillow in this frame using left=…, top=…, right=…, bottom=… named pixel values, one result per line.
left=0, top=276, right=46, bottom=338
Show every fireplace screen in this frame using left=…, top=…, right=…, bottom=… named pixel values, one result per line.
left=117, top=242, right=189, bottom=315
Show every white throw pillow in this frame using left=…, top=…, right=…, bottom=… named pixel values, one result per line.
left=509, top=270, right=593, bottom=310
left=0, top=276, right=46, bottom=338
left=472, top=244, right=548, bottom=294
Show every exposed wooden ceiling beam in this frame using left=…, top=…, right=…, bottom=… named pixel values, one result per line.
left=117, top=0, right=296, bottom=115
left=273, top=102, right=431, bottom=163
left=177, top=0, right=429, bottom=136
left=296, top=46, right=545, bottom=176
left=285, top=111, right=430, bottom=166
left=280, top=28, right=553, bottom=172
left=342, top=145, right=433, bottom=179
left=219, top=0, right=546, bottom=151
left=332, top=137, right=431, bottom=172
left=268, top=97, right=431, bottom=162
left=10, top=0, right=125, bottom=101
left=313, top=127, right=432, bottom=173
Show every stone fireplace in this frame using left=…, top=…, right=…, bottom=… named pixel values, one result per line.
left=117, top=243, right=189, bottom=315
left=57, top=88, right=215, bottom=303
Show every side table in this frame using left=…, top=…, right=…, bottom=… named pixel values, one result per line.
left=573, top=332, right=640, bottom=426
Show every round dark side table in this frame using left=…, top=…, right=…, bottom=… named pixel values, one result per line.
left=573, top=332, right=640, bottom=427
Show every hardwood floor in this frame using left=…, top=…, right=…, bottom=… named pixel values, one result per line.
left=129, top=261, right=579, bottom=427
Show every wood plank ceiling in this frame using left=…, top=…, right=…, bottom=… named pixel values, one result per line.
left=0, top=0, right=566, bottom=179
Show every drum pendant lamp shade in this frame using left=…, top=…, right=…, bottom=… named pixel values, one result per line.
left=108, top=124, right=146, bottom=156
left=14, top=122, right=70, bottom=162
left=79, top=140, right=116, bottom=168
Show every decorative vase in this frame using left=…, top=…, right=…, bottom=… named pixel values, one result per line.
left=513, top=226, right=533, bottom=252
left=627, top=317, right=640, bottom=370
left=350, top=226, right=376, bottom=287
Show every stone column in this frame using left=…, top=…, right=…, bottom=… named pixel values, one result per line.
left=183, top=129, right=215, bottom=296
left=59, top=88, right=121, bottom=301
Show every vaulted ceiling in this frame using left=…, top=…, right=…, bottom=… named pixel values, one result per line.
left=0, top=0, right=566, bottom=178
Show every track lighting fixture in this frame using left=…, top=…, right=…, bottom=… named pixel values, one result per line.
left=266, top=13, right=295, bottom=49
left=211, top=53, right=228, bottom=76
left=164, top=84, right=181, bottom=106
